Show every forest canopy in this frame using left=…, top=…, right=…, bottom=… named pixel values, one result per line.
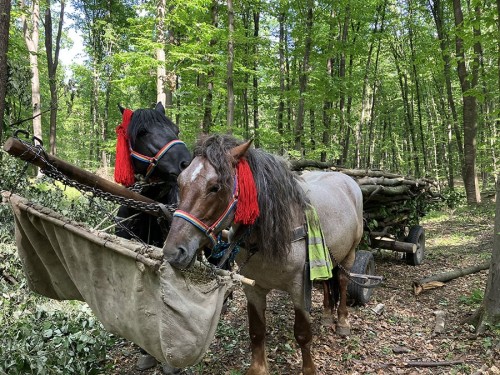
left=1, top=0, right=499, bottom=203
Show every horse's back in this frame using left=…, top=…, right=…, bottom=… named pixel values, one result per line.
left=300, top=171, right=363, bottom=260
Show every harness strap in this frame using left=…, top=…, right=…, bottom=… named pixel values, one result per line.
left=130, top=139, right=186, bottom=179
left=173, top=196, right=238, bottom=247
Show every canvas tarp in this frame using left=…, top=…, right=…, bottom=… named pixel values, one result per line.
left=5, top=193, right=234, bottom=368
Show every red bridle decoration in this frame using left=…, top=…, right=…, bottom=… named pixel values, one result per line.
left=234, top=158, right=259, bottom=225
left=114, top=108, right=135, bottom=187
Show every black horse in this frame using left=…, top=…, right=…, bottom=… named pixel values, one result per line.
left=113, top=102, right=191, bottom=373
left=114, top=102, right=191, bottom=247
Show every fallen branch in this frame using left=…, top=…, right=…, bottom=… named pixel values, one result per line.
left=352, top=359, right=464, bottom=369
left=413, top=262, right=490, bottom=295
left=405, top=360, right=463, bottom=368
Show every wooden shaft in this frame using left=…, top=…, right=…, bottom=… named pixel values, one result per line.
left=371, top=237, right=417, bottom=253
left=3, top=137, right=160, bottom=214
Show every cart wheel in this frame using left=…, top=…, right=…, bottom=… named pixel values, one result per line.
left=347, top=250, right=375, bottom=305
left=406, top=225, right=425, bottom=266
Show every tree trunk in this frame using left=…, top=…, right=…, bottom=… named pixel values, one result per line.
left=226, top=0, right=234, bottom=132
left=252, top=10, right=260, bottom=147
left=452, top=0, right=481, bottom=203
left=321, top=7, right=338, bottom=162
left=44, top=0, right=64, bottom=156
left=335, top=6, right=349, bottom=163
left=21, top=0, right=42, bottom=149
left=469, top=177, right=500, bottom=332
left=355, top=7, right=382, bottom=168
left=202, top=0, right=218, bottom=133
left=429, top=0, right=463, bottom=187
left=0, top=0, right=11, bottom=145
left=277, top=10, right=286, bottom=154
left=408, top=0, right=426, bottom=174
left=294, top=0, right=313, bottom=153
left=156, top=0, right=167, bottom=106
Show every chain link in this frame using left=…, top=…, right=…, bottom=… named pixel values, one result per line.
left=14, top=138, right=178, bottom=216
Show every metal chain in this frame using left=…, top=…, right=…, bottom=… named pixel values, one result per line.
left=14, top=138, right=178, bottom=215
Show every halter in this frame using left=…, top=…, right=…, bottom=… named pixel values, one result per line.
left=173, top=176, right=239, bottom=247
left=130, top=139, right=185, bottom=180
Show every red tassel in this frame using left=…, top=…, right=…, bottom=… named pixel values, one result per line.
left=114, top=108, right=135, bottom=187
left=234, top=159, right=260, bottom=225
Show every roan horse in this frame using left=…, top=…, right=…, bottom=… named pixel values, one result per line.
left=163, top=134, right=363, bottom=375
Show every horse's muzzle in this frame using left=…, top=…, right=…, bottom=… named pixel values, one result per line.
left=163, top=243, right=197, bottom=269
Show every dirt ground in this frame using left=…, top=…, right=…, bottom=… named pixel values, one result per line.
left=108, top=205, right=499, bottom=374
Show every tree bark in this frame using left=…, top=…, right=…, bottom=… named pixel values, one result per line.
left=44, top=0, right=64, bottom=156
left=0, top=0, right=11, bottom=145
left=294, top=0, right=313, bottom=153
left=226, top=0, right=234, bottom=132
left=452, top=0, right=481, bottom=203
left=408, top=0, right=426, bottom=173
left=277, top=9, right=286, bottom=154
left=21, top=0, right=42, bottom=149
left=469, top=177, right=500, bottom=332
left=252, top=10, right=260, bottom=147
left=156, top=0, right=167, bottom=106
left=429, top=0, right=462, bottom=187
left=202, top=0, right=218, bottom=133
left=320, top=9, right=336, bottom=162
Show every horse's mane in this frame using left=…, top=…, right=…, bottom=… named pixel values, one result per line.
left=127, top=109, right=179, bottom=147
left=194, top=134, right=309, bottom=261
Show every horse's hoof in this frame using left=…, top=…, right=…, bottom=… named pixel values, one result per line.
left=336, top=325, right=351, bottom=336
left=321, top=315, right=334, bottom=327
left=246, top=365, right=270, bottom=375
left=136, top=353, right=157, bottom=370
left=161, top=364, right=182, bottom=374
left=303, top=365, right=317, bottom=375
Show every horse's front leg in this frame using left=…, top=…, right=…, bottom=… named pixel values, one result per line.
left=244, top=285, right=269, bottom=375
left=294, top=308, right=317, bottom=375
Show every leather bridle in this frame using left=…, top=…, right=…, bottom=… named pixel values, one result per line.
left=172, top=176, right=239, bottom=247
left=130, top=139, right=186, bottom=180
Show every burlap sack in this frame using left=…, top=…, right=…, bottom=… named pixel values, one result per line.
left=7, top=193, right=232, bottom=368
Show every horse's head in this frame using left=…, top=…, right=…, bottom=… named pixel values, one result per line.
left=125, top=102, right=192, bottom=183
left=163, top=138, right=253, bottom=269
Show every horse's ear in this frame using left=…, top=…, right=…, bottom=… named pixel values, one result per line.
left=230, top=139, right=253, bottom=161
left=155, top=102, right=165, bottom=114
left=118, top=104, right=125, bottom=114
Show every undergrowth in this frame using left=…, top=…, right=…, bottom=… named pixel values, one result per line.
left=0, top=155, right=118, bottom=374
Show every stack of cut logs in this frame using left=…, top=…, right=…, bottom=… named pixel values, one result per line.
left=290, top=160, right=440, bottom=239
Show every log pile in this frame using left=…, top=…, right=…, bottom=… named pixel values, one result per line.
left=289, top=161, right=441, bottom=237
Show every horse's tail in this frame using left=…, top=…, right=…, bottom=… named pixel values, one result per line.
left=329, top=267, right=340, bottom=307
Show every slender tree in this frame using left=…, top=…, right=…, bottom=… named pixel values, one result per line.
left=252, top=9, right=260, bottom=146
left=294, top=0, right=313, bottom=153
left=21, top=0, right=43, bottom=147
left=44, top=0, right=65, bottom=155
left=452, top=0, right=481, bottom=203
left=156, top=0, right=167, bottom=106
left=226, top=0, right=235, bottom=131
left=0, top=0, right=11, bottom=144
left=467, top=176, right=500, bottom=332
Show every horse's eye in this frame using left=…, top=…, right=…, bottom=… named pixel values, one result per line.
left=208, top=184, right=221, bottom=194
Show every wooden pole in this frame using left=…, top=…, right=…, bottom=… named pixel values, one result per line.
left=3, top=137, right=162, bottom=216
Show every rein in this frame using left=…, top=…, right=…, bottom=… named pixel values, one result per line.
left=130, top=139, right=186, bottom=180
left=173, top=176, right=239, bottom=247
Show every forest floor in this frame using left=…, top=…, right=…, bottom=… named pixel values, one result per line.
left=108, top=203, right=500, bottom=375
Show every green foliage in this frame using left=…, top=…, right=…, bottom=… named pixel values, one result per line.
left=459, top=289, right=484, bottom=307
left=0, top=242, right=116, bottom=375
